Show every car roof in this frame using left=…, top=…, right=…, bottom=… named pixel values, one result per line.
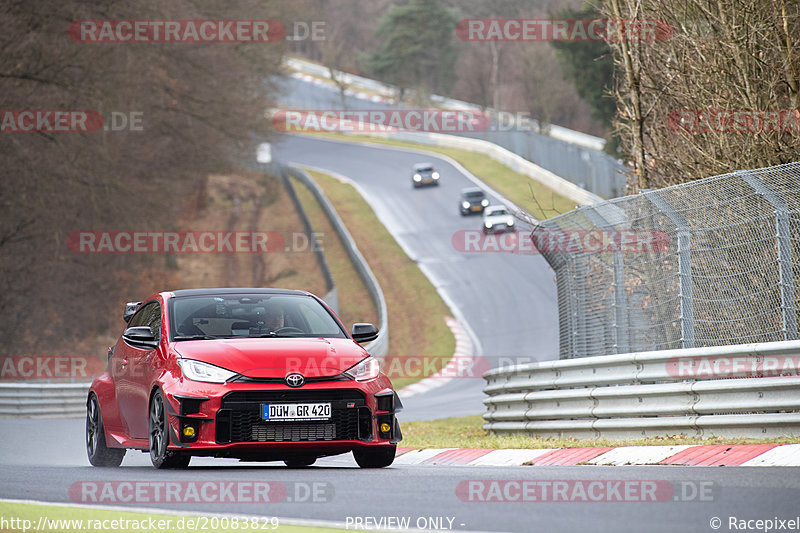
left=168, top=288, right=308, bottom=298
left=484, top=205, right=508, bottom=213
left=460, top=187, right=484, bottom=195
left=413, top=162, right=434, bottom=170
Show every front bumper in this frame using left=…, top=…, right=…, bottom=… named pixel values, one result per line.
left=483, top=222, right=514, bottom=233
left=160, top=376, right=401, bottom=457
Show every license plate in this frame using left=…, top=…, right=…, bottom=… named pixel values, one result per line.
left=471, top=205, right=482, bottom=211
left=261, top=403, right=331, bottom=421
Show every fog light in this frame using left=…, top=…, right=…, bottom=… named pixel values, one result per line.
left=380, top=423, right=392, bottom=433
left=183, top=426, right=196, bottom=438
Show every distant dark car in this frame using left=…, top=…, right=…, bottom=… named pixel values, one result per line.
left=459, top=187, right=489, bottom=215
left=411, top=162, right=440, bottom=188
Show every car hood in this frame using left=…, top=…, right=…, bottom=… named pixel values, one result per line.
left=173, top=337, right=369, bottom=378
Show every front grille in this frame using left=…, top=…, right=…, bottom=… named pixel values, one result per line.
left=216, top=389, right=369, bottom=444
left=252, top=423, right=336, bottom=442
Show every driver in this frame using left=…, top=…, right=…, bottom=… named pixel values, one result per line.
left=263, top=305, right=284, bottom=331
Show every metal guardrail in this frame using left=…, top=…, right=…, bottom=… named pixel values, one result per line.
left=483, top=340, right=800, bottom=439
left=344, top=129, right=602, bottom=208
left=280, top=56, right=627, bottom=198
left=0, top=382, right=88, bottom=417
left=266, top=107, right=601, bottom=208
left=275, top=164, right=338, bottom=313
left=284, top=165, right=389, bottom=359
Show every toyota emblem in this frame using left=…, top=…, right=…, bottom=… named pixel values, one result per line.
left=285, top=373, right=305, bottom=387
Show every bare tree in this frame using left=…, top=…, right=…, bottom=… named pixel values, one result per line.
left=0, top=0, right=288, bottom=354
left=601, top=0, right=800, bottom=188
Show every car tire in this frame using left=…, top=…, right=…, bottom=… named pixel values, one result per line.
left=86, top=394, right=126, bottom=467
left=353, top=446, right=396, bottom=468
left=283, top=456, right=317, bottom=468
left=149, top=390, right=191, bottom=469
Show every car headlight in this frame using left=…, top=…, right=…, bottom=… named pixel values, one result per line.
left=177, top=359, right=237, bottom=383
left=508, top=219, right=515, bottom=226
left=485, top=222, right=493, bottom=228
left=432, top=172, right=440, bottom=179
left=481, top=199, right=489, bottom=207
left=462, top=201, right=470, bottom=209
left=413, top=174, right=422, bottom=181
left=344, top=357, right=380, bottom=381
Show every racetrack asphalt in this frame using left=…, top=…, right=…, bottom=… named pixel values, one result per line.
left=272, top=133, right=560, bottom=422
left=2, top=419, right=800, bottom=533
left=3, top=135, right=797, bottom=533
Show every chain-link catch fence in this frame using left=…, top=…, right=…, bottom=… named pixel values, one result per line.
left=534, top=162, right=800, bottom=359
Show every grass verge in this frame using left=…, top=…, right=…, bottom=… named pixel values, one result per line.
left=0, top=501, right=339, bottom=533
left=401, top=414, right=800, bottom=449
left=296, top=169, right=456, bottom=390
left=305, top=132, right=577, bottom=220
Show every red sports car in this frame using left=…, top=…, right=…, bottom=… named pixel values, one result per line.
left=86, top=288, right=402, bottom=469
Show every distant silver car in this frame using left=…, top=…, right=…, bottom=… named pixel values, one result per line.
left=411, top=162, right=440, bottom=188
left=482, top=205, right=515, bottom=233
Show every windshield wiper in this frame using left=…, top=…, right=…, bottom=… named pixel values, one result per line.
left=173, top=334, right=224, bottom=341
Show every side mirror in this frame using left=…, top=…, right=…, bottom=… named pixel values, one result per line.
left=351, top=323, right=379, bottom=343
left=123, top=301, right=141, bottom=323
left=123, top=326, right=158, bottom=349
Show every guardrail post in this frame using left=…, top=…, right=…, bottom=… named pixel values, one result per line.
left=644, top=191, right=695, bottom=349
left=737, top=170, right=798, bottom=340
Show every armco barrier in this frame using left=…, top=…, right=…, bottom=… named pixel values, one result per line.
left=270, top=106, right=601, bottom=208
left=284, top=165, right=389, bottom=359
left=276, top=165, right=337, bottom=312
left=0, top=382, right=89, bottom=417
left=282, top=55, right=624, bottom=198
left=483, top=340, right=800, bottom=439
left=341, top=129, right=602, bottom=207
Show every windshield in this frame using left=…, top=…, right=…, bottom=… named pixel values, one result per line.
left=169, top=293, right=346, bottom=340
left=464, top=191, right=484, bottom=199
left=487, top=209, right=508, bottom=216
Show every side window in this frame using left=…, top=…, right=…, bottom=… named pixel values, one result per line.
left=128, top=302, right=162, bottom=340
